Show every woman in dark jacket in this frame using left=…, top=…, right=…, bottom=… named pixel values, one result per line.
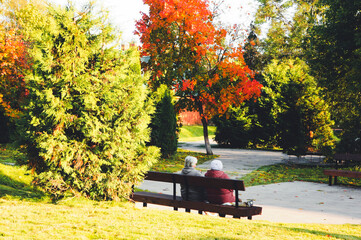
left=205, top=160, right=235, bottom=204
left=180, top=156, right=206, bottom=201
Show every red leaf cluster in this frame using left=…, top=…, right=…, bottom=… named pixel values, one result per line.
left=0, top=28, right=30, bottom=118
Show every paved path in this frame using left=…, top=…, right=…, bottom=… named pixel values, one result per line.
left=137, top=141, right=361, bottom=224
left=179, top=141, right=287, bottom=178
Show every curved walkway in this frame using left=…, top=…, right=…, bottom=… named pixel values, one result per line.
left=180, top=141, right=287, bottom=178
left=137, top=141, right=361, bottom=224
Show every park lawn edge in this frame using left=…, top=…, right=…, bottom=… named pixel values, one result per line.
left=0, top=197, right=361, bottom=239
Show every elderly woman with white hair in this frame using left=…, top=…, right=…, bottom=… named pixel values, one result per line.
left=180, top=156, right=206, bottom=202
left=205, top=160, right=235, bottom=205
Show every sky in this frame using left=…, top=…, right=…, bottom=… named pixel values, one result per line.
left=48, top=0, right=259, bottom=43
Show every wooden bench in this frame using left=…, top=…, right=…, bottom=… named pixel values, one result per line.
left=324, top=153, right=361, bottom=186
left=131, top=171, right=262, bottom=219
left=324, top=169, right=361, bottom=186
left=332, top=153, right=361, bottom=167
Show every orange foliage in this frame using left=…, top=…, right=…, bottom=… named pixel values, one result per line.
left=0, top=27, right=30, bottom=118
left=136, top=0, right=262, bottom=120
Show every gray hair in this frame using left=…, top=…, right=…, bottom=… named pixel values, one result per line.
left=184, top=156, right=198, bottom=167
left=210, top=160, right=223, bottom=171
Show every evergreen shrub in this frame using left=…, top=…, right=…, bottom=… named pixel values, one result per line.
left=263, top=59, right=335, bottom=156
left=213, top=105, right=254, bottom=148
left=16, top=3, right=159, bottom=200
left=149, top=86, right=178, bottom=157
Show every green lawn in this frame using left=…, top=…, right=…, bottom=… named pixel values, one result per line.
left=241, top=164, right=361, bottom=187
left=151, top=149, right=218, bottom=172
left=1, top=197, right=361, bottom=239
left=179, top=125, right=216, bottom=142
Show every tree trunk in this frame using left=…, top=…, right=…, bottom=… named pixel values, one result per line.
left=197, top=100, right=213, bottom=155
left=201, top=115, right=213, bottom=155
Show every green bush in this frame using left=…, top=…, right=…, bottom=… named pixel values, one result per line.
left=213, top=105, right=254, bottom=148
left=149, top=86, right=179, bottom=157
left=16, top=3, right=159, bottom=201
left=263, top=59, right=335, bottom=156
left=213, top=101, right=277, bottom=149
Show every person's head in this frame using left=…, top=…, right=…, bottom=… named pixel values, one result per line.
left=184, top=156, right=198, bottom=168
left=210, top=160, right=223, bottom=171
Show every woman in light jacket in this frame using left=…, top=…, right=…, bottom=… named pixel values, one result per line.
left=180, top=156, right=206, bottom=201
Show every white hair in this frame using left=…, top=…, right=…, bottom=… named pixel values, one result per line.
left=184, top=156, right=198, bottom=167
left=210, top=160, right=223, bottom=171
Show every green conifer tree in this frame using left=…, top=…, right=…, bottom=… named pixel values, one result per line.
left=16, top=3, right=159, bottom=200
left=149, top=86, right=178, bottom=158
left=262, top=59, right=335, bottom=156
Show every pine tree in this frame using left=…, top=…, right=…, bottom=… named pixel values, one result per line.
left=149, top=86, right=178, bottom=157
left=16, top=3, right=159, bottom=200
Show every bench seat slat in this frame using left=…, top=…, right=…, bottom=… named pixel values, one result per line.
left=132, top=192, right=262, bottom=217
left=132, top=192, right=181, bottom=205
left=324, top=169, right=361, bottom=186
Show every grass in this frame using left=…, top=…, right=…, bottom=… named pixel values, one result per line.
left=0, top=146, right=48, bottom=201
left=1, top=144, right=361, bottom=239
left=151, top=149, right=218, bottom=172
left=179, top=125, right=216, bottom=142
left=0, top=164, right=46, bottom=200
left=1, top=197, right=361, bottom=239
left=241, top=164, right=361, bottom=187
left=0, top=144, right=24, bottom=165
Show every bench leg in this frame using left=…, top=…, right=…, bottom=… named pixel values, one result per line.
left=143, top=202, right=147, bottom=207
left=219, top=214, right=225, bottom=218
left=328, top=176, right=338, bottom=186
left=233, top=215, right=240, bottom=219
left=247, top=216, right=252, bottom=220
left=174, top=207, right=178, bottom=211
left=186, top=208, right=190, bottom=213
left=198, top=210, right=202, bottom=215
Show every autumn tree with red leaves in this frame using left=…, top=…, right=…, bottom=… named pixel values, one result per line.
left=0, top=26, right=30, bottom=119
left=0, top=0, right=33, bottom=121
left=136, top=0, right=262, bottom=154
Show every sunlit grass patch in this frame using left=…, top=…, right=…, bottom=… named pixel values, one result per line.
left=242, top=164, right=361, bottom=187
left=0, top=198, right=360, bottom=239
left=0, top=163, right=46, bottom=201
left=179, top=125, right=216, bottom=142
left=151, top=149, right=218, bottom=173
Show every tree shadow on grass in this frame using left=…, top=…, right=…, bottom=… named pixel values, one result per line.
left=0, top=167, right=46, bottom=201
left=276, top=225, right=361, bottom=240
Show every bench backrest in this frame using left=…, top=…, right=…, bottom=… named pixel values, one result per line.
left=144, top=171, right=246, bottom=191
left=142, top=171, right=245, bottom=207
left=324, top=169, right=361, bottom=178
left=334, top=153, right=361, bottom=161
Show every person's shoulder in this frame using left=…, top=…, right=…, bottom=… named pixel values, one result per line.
left=221, top=171, right=230, bottom=179
left=205, top=170, right=216, bottom=178
left=190, top=168, right=202, bottom=176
